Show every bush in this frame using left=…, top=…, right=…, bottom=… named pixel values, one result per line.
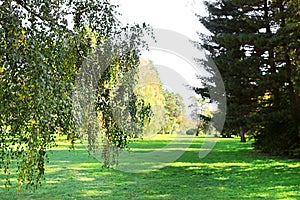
left=186, top=129, right=197, bottom=135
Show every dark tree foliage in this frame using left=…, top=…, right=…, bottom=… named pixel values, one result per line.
left=197, top=0, right=300, bottom=157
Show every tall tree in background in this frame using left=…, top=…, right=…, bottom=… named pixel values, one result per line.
left=135, top=62, right=167, bottom=137
left=189, top=96, right=212, bottom=136
left=198, top=0, right=300, bottom=156
left=135, top=61, right=188, bottom=136
left=161, top=89, right=186, bottom=134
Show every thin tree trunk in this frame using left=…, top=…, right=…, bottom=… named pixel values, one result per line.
left=240, top=126, right=246, bottom=142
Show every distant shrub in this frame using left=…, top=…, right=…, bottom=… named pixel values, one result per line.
left=186, top=129, right=197, bottom=135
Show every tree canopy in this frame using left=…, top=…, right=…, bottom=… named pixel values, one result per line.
left=0, top=0, right=151, bottom=190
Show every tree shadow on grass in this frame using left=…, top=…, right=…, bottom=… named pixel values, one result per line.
left=0, top=138, right=299, bottom=200
left=167, top=138, right=300, bottom=199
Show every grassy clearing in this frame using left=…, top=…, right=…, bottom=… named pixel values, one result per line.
left=0, top=135, right=299, bottom=199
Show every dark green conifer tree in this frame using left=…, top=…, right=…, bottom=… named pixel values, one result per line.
left=197, top=0, right=300, bottom=156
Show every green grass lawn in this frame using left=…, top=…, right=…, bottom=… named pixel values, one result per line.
left=0, top=135, right=299, bottom=199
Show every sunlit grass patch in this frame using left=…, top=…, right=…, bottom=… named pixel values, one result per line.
left=0, top=135, right=299, bottom=199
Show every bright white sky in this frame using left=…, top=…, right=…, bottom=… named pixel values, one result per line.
left=111, top=0, right=214, bottom=116
left=111, top=0, right=210, bottom=87
left=112, top=0, right=209, bottom=39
